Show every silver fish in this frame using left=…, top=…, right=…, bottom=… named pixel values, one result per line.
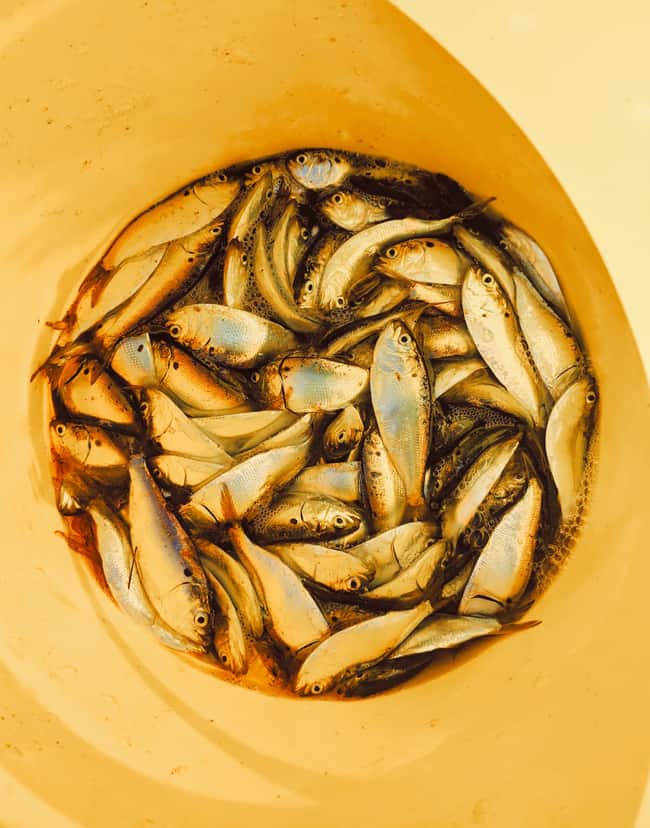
left=164, top=304, right=299, bottom=369
left=128, top=455, right=211, bottom=646
left=362, top=427, right=406, bottom=532
left=370, top=320, right=432, bottom=508
left=297, top=233, right=346, bottom=310
left=376, top=238, right=466, bottom=285
left=192, top=410, right=297, bottom=455
left=204, top=569, right=248, bottom=674
left=288, top=462, right=361, bottom=502
left=407, top=283, right=462, bottom=316
left=50, top=420, right=128, bottom=485
left=228, top=171, right=276, bottom=242
left=287, top=150, right=352, bottom=190
left=222, top=239, right=253, bottom=309
left=417, top=314, right=477, bottom=360
left=323, top=406, right=365, bottom=459
left=321, top=190, right=391, bottom=231
left=149, top=454, right=229, bottom=491
left=432, top=357, right=484, bottom=398
left=266, top=542, right=375, bottom=593
left=248, top=493, right=363, bottom=542
left=348, top=522, right=440, bottom=587
left=389, top=614, right=503, bottom=659
left=453, top=225, right=516, bottom=303
left=361, top=540, right=451, bottom=606
left=57, top=356, right=135, bottom=427
left=440, top=368, right=536, bottom=425
left=110, top=333, right=158, bottom=387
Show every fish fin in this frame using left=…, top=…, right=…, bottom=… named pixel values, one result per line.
left=456, top=197, right=496, bottom=222
left=45, top=318, right=71, bottom=331
left=497, top=619, right=542, bottom=636
left=219, top=485, right=239, bottom=525
left=127, top=550, right=137, bottom=590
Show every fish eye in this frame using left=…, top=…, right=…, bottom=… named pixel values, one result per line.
left=434, top=479, right=442, bottom=491
left=386, top=247, right=397, bottom=258
left=347, top=577, right=361, bottom=591
left=399, top=333, right=410, bottom=345
left=183, top=567, right=193, bottom=577
left=334, top=157, right=342, bottom=163
left=251, top=371, right=260, bottom=383
left=333, top=194, right=343, bottom=204
left=300, top=227, right=310, bottom=240
left=168, top=324, right=182, bottom=338
left=217, top=173, right=228, bottom=182
left=139, top=401, right=149, bottom=413
left=219, top=652, right=229, bottom=664
left=310, top=683, right=324, bottom=695
left=265, top=188, right=273, bottom=199
left=425, top=240, right=435, bottom=248
left=289, top=517, right=298, bottom=525
left=55, top=423, right=66, bottom=436
left=152, top=467, right=162, bottom=478
left=252, top=165, right=262, bottom=174
left=586, top=390, right=597, bottom=404
left=211, top=225, right=222, bottom=234
left=336, top=296, right=345, bottom=307
left=482, top=274, right=494, bottom=285
left=241, top=253, right=248, bottom=264
left=337, top=431, right=347, bottom=442
left=194, top=612, right=208, bottom=627
left=334, top=515, right=346, bottom=527
left=305, top=281, right=313, bottom=292
left=296, top=154, right=307, bottom=165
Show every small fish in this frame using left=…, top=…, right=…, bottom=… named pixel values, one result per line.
left=323, top=406, right=365, bottom=459
left=500, top=223, right=570, bottom=320
left=376, top=238, right=466, bottom=285
left=335, top=653, right=432, bottom=697
left=362, top=427, right=406, bottom=532
left=228, top=171, right=276, bottom=242
left=321, top=190, right=391, bottom=231
left=164, top=304, right=299, bottom=369
left=255, top=356, right=369, bottom=413
left=150, top=454, right=229, bottom=491
left=453, top=225, right=516, bottom=303
left=247, top=493, right=363, bottom=542
left=222, top=239, right=253, bottom=309
left=348, top=522, right=441, bottom=587
left=321, top=303, right=425, bottom=358
left=389, top=614, right=504, bottom=659
left=440, top=368, right=536, bottom=425
left=266, top=542, right=375, bottom=592
left=370, top=320, right=432, bottom=508
left=179, top=439, right=311, bottom=528
left=110, top=333, right=158, bottom=387
left=459, top=477, right=543, bottom=615
left=407, top=283, right=462, bottom=316
left=205, top=569, right=248, bottom=674
left=432, top=357, right=484, bottom=398
left=99, top=172, right=238, bottom=272
left=440, top=434, right=522, bottom=541
left=287, top=150, right=352, bottom=190
left=288, top=462, right=361, bottom=502
left=462, top=267, right=550, bottom=427
left=417, top=315, right=477, bottom=360
left=151, top=339, right=250, bottom=416
left=294, top=600, right=434, bottom=695
left=545, top=376, right=597, bottom=520
left=361, top=539, right=451, bottom=607
left=511, top=270, right=584, bottom=399
left=270, top=199, right=314, bottom=291
left=191, top=410, right=297, bottom=454
left=237, top=413, right=314, bottom=458
left=318, top=206, right=482, bottom=310
left=57, top=356, right=135, bottom=427
left=297, top=233, right=346, bottom=310
left=50, top=420, right=128, bottom=485
left=128, top=455, right=212, bottom=645
left=197, top=539, right=264, bottom=637
left=253, top=222, right=321, bottom=334
left=140, top=389, right=233, bottom=463
left=229, top=523, right=329, bottom=653
left=355, top=280, right=410, bottom=317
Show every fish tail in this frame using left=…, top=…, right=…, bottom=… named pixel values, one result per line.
left=30, top=340, right=91, bottom=382
left=219, top=485, right=240, bottom=526
left=457, top=196, right=496, bottom=222
left=497, top=619, right=542, bottom=636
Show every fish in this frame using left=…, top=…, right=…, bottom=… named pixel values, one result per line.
left=228, top=171, right=276, bottom=242
left=287, top=150, right=352, bottom=190
left=335, top=653, right=433, bottom=697
left=355, top=280, right=410, bottom=317
left=197, top=539, right=264, bottom=637
left=288, top=462, right=361, bottom=502
left=99, top=172, right=238, bottom=272
left=389, top=614, right=504, bottom=659
left=407, top=283, right=462, bottom=316
left=247, top=493, right=363, bottom=542
left=347, top=522, right=441, bottom=587
left=545, top=376, right=597, bottom=519
left=204, top=569, right=248, bottom=674
left=370, top=320, right=432, bottom=508
left=255, top=356, right=369, bottom=413
left=110, top=333, right=158, bottom=387
left=253, top=222, right=321, bottom=334
left=440, top=433, right=522, bottom=541
left=222, top=239, right=253, bottom=308
left=87, top=500, right=206, bottom=653
left=228, top=523, right=329, bottom=653
left=500, top=223, right=570, bottom=320
left=318, top=206, right=482, bottom=310
left=459, top=477, right=543, bottom=615
left=440, top=368, right=536, bottom=424
left=320, top=302, right=425, bottom=358
left=266, top=542, right=375, bottom=593
left=361, top=539, right=451, bottom=607
left=149, top=454, right=230, bottom=491
left=191, top=410, right=297, bottom=454
left=164, top=304, right=299, bottom=369
left=140, top=389, right=233, bottom=463
left=321, top=189, right=391, bottom=231
left=151, top=339, right=250, bottom=416
left=453, top=225, right=516, bottom=303
left=294, top=600, right=434, bottom=695
left=179, top=439, right=311, bottom=528
left=417, top=315, right=477, bottom=360
left=362, top=427, right=406, bottom=532
left=427, top=425, right=518, bottom=502
left=511, top=270, right=584, bottom=399
left=462, top=267, right=550, bottom=427
left=376, top=238, right=466, bottom=285
left=128, top=455, right=212, bottom=645
left=297, top=233, right=346, bottom=310
left=57, top=356, right=135, bottom=427
left=50, top=420, right=128, bottom=485
left=236, top=413, right=314, bottom=458
left=432, top=357, right=485, bottom=398
left=270, top=199, right=314, bottom=291
left=91, top=219, right=225, bottom=351
left=323, top=406, right=365, bottom=459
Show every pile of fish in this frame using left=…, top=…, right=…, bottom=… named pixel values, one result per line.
left=37, top=149, right=597, bottom=697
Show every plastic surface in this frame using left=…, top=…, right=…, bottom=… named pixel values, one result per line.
left=1, top=1, right=648, bottom=826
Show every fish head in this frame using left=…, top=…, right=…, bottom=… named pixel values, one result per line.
left=297, top=273, right=318, bottom=309
left=140, top=389, right=174, bottom=441
left=161, top=572, right=212, bottom=646
left=164, top=306, right=200, bottom=345
left=252, top=361, right=284, bottom=408
left=149, top=455, right=179, bottom=487
left=288, top=150, right=351, bottom=190
left=463, top=267, right=508, bottom=316
left=324, top=407, right=363, bottom=457
left=321, top=191, right=363, bottom=228
left=244, top=161, right=277, bottom=186
left=378, top=319, right=421, bottom=372
left=50, top=420, right=91, bottom=464
left=301, top=497, right=362, bottom=537
left=577, top=376, right=598, bottom=410
left=194, top=173, right=241, bottom=208
left=294, top=664, right=335, bottom=696
left=375, top=238, right=426, bottom=279
left=151, top=339, right=174, bottom=382
left=182, top=217, right=225, bottom=256
left=110, top=333, right=157, bottom=387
